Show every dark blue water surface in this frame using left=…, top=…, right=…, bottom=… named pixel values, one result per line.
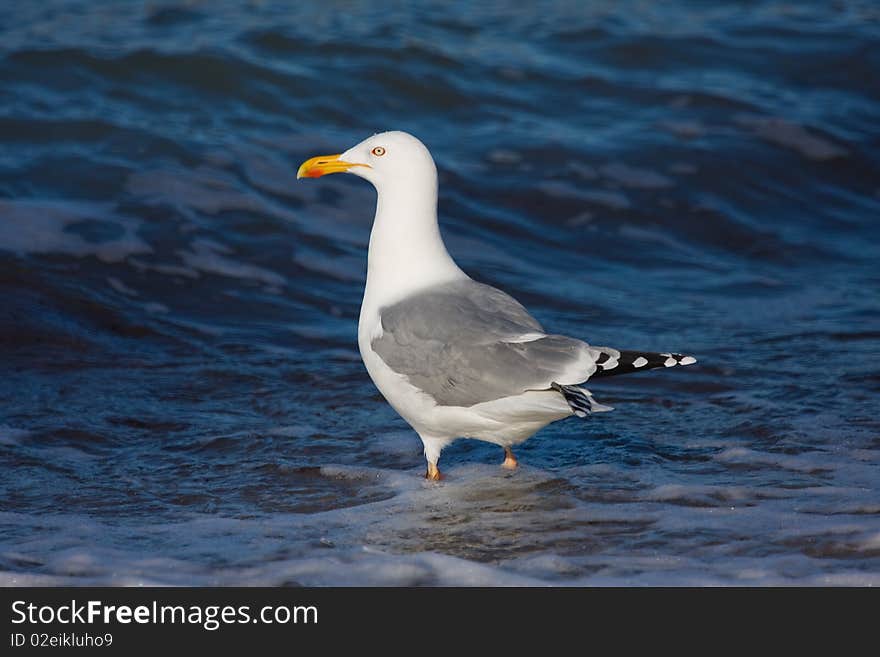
left=1, top=1, right=879, bottom=585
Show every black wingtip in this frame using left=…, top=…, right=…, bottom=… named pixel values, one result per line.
left=590, top=350, right=697, bottom=379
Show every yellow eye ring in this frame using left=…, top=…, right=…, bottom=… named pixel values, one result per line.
left=371, top=146, right=386, bottom=157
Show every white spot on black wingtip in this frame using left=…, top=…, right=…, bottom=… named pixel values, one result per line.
left=596, top=349, right=619, bottom=370
left=680, top=356, right=697, bottom=365
left=664, top=357, right=677, bottom=367
left=632, top=356, right=648, bottom=368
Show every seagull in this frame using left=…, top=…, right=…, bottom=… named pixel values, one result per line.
left=298, top=131, right=696, bottom=480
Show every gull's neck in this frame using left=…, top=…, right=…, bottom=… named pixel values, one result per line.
left=362, top=177, right=466, bottom=311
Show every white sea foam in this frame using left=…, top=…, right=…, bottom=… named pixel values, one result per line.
left=0, top=200, right=151, bottom=262
left=177, top=238, right=286, bottom=286
left=1, top=453, right=878, bottom=586
left=127, top=167, right=271, bottom=216
left=714, top=446, right=832, bottom=473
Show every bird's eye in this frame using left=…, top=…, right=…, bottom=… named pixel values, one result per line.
left=371, top=146, right=386, bottom=157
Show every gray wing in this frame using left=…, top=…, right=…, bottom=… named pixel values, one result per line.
left=371, top=279, right=597, bottom=406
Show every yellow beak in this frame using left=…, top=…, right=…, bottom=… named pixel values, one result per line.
left=296, top=153, right=368, bottom=179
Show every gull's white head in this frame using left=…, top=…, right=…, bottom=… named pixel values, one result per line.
left=297, top=131, right=437, bottom=191
left=298, top=131, right=463, bottom=302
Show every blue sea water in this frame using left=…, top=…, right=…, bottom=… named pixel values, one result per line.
left=0, top=1, right=879, bottom=585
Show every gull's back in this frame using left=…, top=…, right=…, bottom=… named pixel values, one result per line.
left=371, top=279, right=600, bottom=406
